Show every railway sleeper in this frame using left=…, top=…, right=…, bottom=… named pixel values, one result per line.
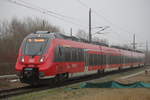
left=55, top=73, right=69, bottom=83
left=97, top=69, right=105, bottom=75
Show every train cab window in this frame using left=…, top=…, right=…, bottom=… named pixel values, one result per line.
left=24, top=38, right=49, bottom=56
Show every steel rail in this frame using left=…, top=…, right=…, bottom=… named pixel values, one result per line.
left=0, top=66, right=148, bottom=99
left=0, top=74, right=17, bottom=79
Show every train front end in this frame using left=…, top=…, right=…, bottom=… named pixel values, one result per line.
left=15, top=31, right=55, bottom=85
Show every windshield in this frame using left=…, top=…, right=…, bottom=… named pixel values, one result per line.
left=24, top=38, right=49, bottom=56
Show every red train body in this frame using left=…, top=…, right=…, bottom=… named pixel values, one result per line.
left=15, top=31, right=145, bottom=85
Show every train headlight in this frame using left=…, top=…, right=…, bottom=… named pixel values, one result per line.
left=40, top=57, right=44, bottom=62
left=21, top=57, right=25, bottom=62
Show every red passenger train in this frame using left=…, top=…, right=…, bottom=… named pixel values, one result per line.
left=15, top=31, right=145, bottom=85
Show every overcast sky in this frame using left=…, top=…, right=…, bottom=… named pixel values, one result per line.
left=0, top=0, right=150, bottom=49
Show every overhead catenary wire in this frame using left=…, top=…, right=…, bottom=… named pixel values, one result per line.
left=19, top=0, right=85, bottom=23
left=6, top=0, right=88, bottom=29
left=75, top=0, right=89, bottom=9
left=74, top=0, right=129, bottom=43
left=5, top=0, right=142, bottom=46
left=72, top=0, right=138, bottom=48
left=93, top=10, right=132, bottom=36
left=74, top=0, right=133, bottom=39
left=80, top=1, right=142, bottom=48
left=7, top=0, right=129, bottom=36
left=77, top=0, right=132, bottom=33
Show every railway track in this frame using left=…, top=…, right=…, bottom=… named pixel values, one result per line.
left=0, top=86, right=52, bottom=99
left=0, top=74, right=17, bottom=79
left=0, top=66, right=148, bottom=99
left=0, top=86, right=31, bottom=98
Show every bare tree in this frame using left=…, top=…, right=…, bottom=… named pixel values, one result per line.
left=0, top=17, right=61, bottom=75
left=76, top=29, right=88, bottom=40
left=0, top=17, right=60, bottom=55
left=122, top=44, right=132, bottom=49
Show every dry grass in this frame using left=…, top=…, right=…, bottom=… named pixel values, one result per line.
left=77, top=88, right=150, bottom=100
left=38, top=88, right=150, bottom=100
left=0, top=79, right=27, bottom=90
left=116, top=72, right=150, bottom=84
left=11, top=68, right=150, bottom=100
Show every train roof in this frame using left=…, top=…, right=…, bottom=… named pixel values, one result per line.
left=54, top=33, right=109, bottom=46
left=30, top=31, right=109, bottom=47
left=110, top=45, right=144, bottom=53
left=29, top=31, right=144, bottom=54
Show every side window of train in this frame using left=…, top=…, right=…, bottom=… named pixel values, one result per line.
left=77, top=48, right=79, bottom=61
left=55, top=46, right=62, bottom=62
left=107, top=55, right=110, bottom=64
left=119, top=56, right=121, bottom=64
left=58, top=46, right=62, bottom=56
left=70, top=48, right=73, bottom=61
left=71, top=48, right=75, bottom=61
left=100, top=54, right=103, bottom=65
left=71, top=48, right=77, bottom=62
left=104, top=55, right=107, bottom=65
left=92, top=54, right=94, bottom=66
left=101, top=54, right=106, bottom=65
left=76, top=48, right=79, bottom=61
left=89, top=54, right=92, bottom=66
left=101, top=54, right=103, bottom=65
left=92, top=54, right=95, bottom=65
left=68, top=47, right=72, bottom=61
left=93, top=54, right=96, bottom=66
left=97, top=54, right=100, bottom=65
left=96, top=54, right=98, bottom=65
left=63, top=47, right=71, bottom=62
left=80, top=48, right=84, bottom=61
left=110, top=55, right=112, bottom=64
